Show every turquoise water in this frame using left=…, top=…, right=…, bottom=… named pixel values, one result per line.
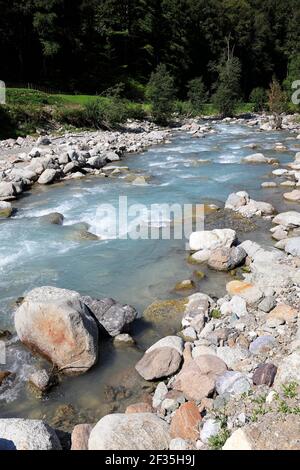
left=0, top=122, right=299, bottom=426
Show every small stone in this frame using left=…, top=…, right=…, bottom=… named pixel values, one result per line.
left=0, top=201, right=13, bottom=218
left=216, top=371, right=251, bottom=396
left=161, top=398, right=179, bottom=413
left=170, top=402, right=201, bottom=441
left=169, top=438, right=191, bottom=450
left=267, top=304, right=298, bottom=323
left=266, top=391, right=277, bottom=404
left=153, top=382, right=168, bottom=409
left=249, top=335, right=277, bottom=355
left=0, top=371, right=11, bottom=386
left=258, top=297, right=277, bottom=313
left=200, top=419, right=221, bottom=444
left=135, top=347, right=182, bottom=381
left=113, top=334, right=135, bottom=345
left=261, top=182, right=277, bottom=188
left=125, top=403, right=153, bottom=414
left=181, top=327, right=197, bottom=341
left=222, top=429, right=253, bottom=450
left=71, top=424, right=93, bottom=450
left=252, top=363, right=277, bottom=387
left=226, top=281, right=263, bottom=304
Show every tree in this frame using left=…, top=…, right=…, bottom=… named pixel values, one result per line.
left=187, top=77, right=208, bottom=114
left=146, top=63, right=176, bottom=124
left=212, top=41, right=242, bottom=117
left=268, top=78, right=287, bottom=128
left=250, top=87, right=267, bottom=112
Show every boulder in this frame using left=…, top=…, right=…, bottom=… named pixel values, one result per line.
left=225, top=191, right=249, bottom=210
left=39, top=212, right=64, bottom=225
left=71, top=424, right=93, bottom=451
left=189, top=228, right=236, bottom=252
left=170, top=402, right=201, bottom=441
left=88, top=155, right=107, bottom=169
left=0, top=419, right=61, bottom=450
left=146, top=336, right=184, bottom=355
left=135, top=347, right=182, bottom=381
left=216, top=371, right=251, bottom=396
left=88, top=413, right=170, bottom=450
left=38, top=169, right=57, bottom=185
left=273, top=211, right=300, bottom=228
left=81, top=296, right=138, bottom=337
left=225, top=191, right=274, bottom=218
left=0, top=181, right=17, bottom=200
left=14, top=287, right=99, bottom=375
left=172, top=355, right=227, bottom=401
left=0, top=201, right=12, bottom=218
left=208, top=246, right=247, bottom=271
left=216, top=346, right=250, bottom=369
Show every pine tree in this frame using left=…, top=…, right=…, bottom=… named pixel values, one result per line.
left=146, top=64, right=176, bottom=124
left=187, top=77, right=208, bottom=114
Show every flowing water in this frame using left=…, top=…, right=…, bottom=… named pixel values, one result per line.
left=0, top=122, right=299, bottom=428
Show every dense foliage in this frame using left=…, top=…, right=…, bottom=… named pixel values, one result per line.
left=0, top=0, right=299, bottom=101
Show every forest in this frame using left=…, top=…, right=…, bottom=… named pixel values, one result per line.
left=1, top=0, right=300, bottom=100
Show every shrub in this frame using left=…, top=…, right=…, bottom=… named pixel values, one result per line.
left=187, top=77, right=208, bottom=114
left=268, top=78, right=288, bottom=114
left=84, top=98, right=128, bottom=128
left=250, top=87, right=267, bottom=112
left=212, top=56, right=242, bottom=117
left=146, top=64, right=176, bottom=125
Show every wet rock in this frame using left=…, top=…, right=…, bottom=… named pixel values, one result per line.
left=0, top=371, right=11, bottom=386
left=38, top=169, right=57, bottom=185
left=82, top=296, right=138, bottom=337
left=258, top=296, right=277, bottom=313
left=200, top=419, right=221, bottom=444
left=252, top=363, right=277, bottom=386
left=143, top=298, right=188, bottom=324
left=226, top=280, right=263, bottom=304
left=132, top=176, right=148, bottom=186
left=0, top=201, right=12, bottom=218
left=125, top=403, right=153, bottom=414
left=225, top=191, right=274, bottom=218
left=175, top=280, right=195, bottom=291
left=29, top=369, right=52, bottom=393
left=0, top=419, right=61, bottom=450
left=267, top=304, right=298, bottom=323
left=208, top=246, right=247, bottom=271
left=68, top=229, right=99, bottom=241
left=135, top=347, right=182, bottom=381
left=113, top=334, right=135, bottom=345
left=249, top=335, right=277, bottom=355
left=273, top=211, right=300, bottom=228
left=172, top=355, right=227, bottom=401
left=15, top=286, right=99, bottom=375
left=39, top=212, right=64, bottom=225
left=170, top=402, right=201, bottom=441
left=216, top=371, right=251, bottom=396
left=243, top=153, right=278, bottom=164
left=284, top=190, right=300, bottom=201
left=261, top=182, right=277, bottom=188
left=71, top=424, right=93, bottom=451
left=88, top=413, right=170, bottom=450
left=189, top=228, right=236, bottom=252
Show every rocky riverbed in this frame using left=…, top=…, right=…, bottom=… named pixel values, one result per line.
left=1, top=113, right=300, bottom=450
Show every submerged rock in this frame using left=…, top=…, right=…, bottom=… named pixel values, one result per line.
left=14, top=287, right=99, bottom=375
left=39, top=212, right=64, bottom=225
left=0, top=201, right=12, bottom=218
left=208, top=246, right=247, bottom=271
left=88, top=413, right=170, bottom=450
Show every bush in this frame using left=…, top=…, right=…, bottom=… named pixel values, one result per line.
left=250, top=87, right=267, bottom=112
left=268, top=78, right=288, bottom=114
left=187, top=77, right=208, bottom=114
left=146, top=64, right=176, bottom=124
left=54, top=106, right=86, bottom=127
left=84, top=98, right=129, bottom=128
left=212, top=56, right=242, bottom=117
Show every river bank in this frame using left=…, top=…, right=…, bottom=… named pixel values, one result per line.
left=1, top=113, right=300, bottom=450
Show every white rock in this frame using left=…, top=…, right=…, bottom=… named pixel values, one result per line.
left=189, top=229, right=236, bottom=252
left=0, top=419, right=61, bottom=450
left=200, top=419, right=221, bottom=444
left=146, top=336, right=184, bottom=356
left=222, top=429, right=253, bottom=450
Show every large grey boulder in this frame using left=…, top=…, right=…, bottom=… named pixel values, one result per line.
left=14, top=287, right=99, bottom=375
left=0, top=419, right=61, bottom=450
left=88, top=413, right=170, bottom=450
left=273, top=211, right=300, bottom=228
left=38, top=169, right=57, bottom=185
left=81, top=296, right=137, bottom=337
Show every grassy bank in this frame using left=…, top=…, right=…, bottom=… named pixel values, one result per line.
left=0, top=88, right=255, bottom=140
